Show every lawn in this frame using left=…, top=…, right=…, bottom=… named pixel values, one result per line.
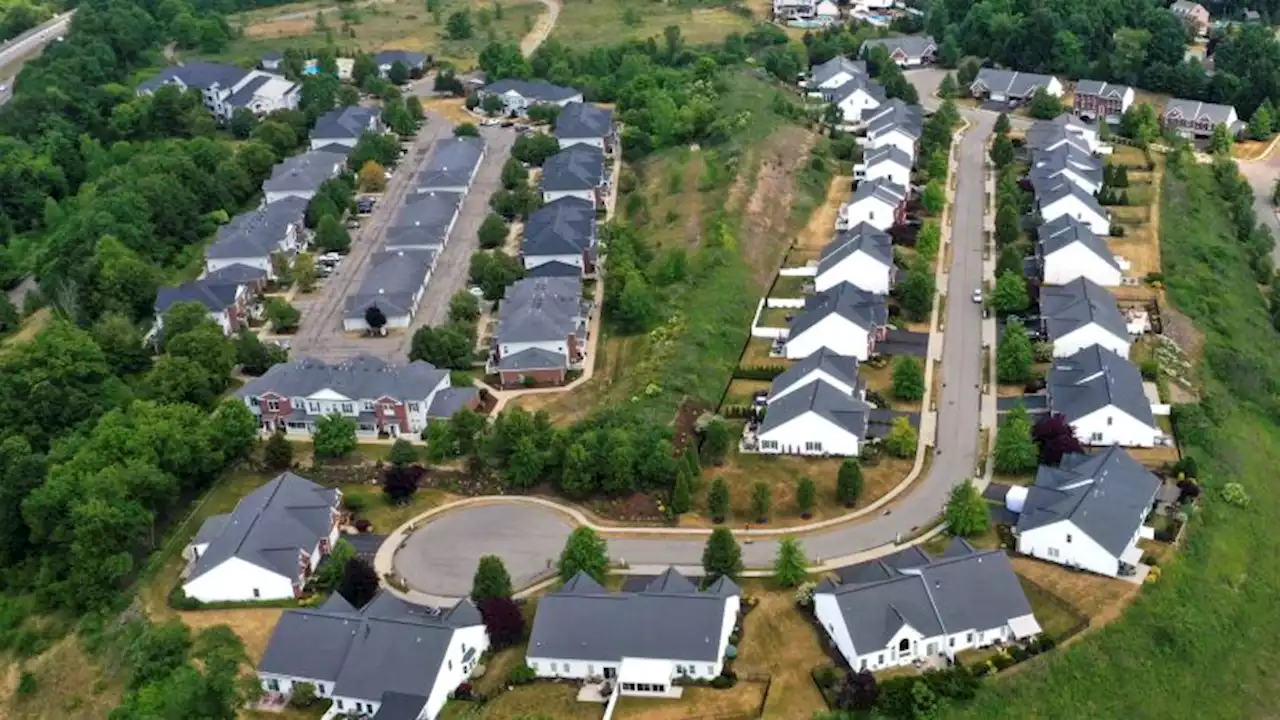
left=722, top=378, right=771, bottom=406
left=614, top=683, right=766, bottom=719
left=757, top=305, right=797, bottom=328
left=341, top=485, right=455, bottom=533
left=439, top=681, right=601, bottom=719
left=733, top=581, right=830, bottom=718
left=548, top=0, right=758, bottom=48
left=860, top=359, right=924, bottom=412
left=769, top=272, right=812, bottom=297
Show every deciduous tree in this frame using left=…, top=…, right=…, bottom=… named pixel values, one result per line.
left=472, top=555, right=513, bottom=601
left=997, top=319, right=1034, bottom=384
left=994, top=404, right=1039, bottom=474
left=478, top=596, right=524, bottom=649
left=337, top=556, right=379, bottom=608
left=702, top=527, right=743, bottom=583
left=892, top=356, right=925, bottom=401
left=478, top=213, right=509, bottom=249
left=358, top=160, right=387, bottom=192
left=1032, top=413, right=1084, bottom=466
left=264, top=430, right=294, bottom=470
left=992, top=270, right=1030, bottom=313
left=314, top=414, right=358, bottom=461
left=557, top=526, right=608, bottom=582
left=884, top=416, right=918, bottom=458
left=945, top=479, right=989, bottom=537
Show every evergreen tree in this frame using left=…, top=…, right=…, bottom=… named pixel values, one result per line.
left=836, top=459, right=863, bottom=506
left=772, top=537, right=808, bottom=588
left=994, top=113, right=1011, bottom=136
left=708, top=476, right=730, bottom=522
left=938, top=73, right=959, bottom=99
left=750, top=481, right=772, bottom=522
left=471, top=555, right=513, bottom=601
left=796, top=477, right=816, bottom=518
left=997, top=320, right=1034, bottom=385
left=388, top=438, right=418, bottom=467
left=263, top=430, right=293, bottom=470
left=1250, top=99, right=1275, bottom=140
left=701, top=527, right=743, bottom=583
left=892, top=356, right=925, bottom=401
left=992, top=270, right=1030, bottom=313
left=671, top=465, right=693, bottom=514
left=557, top=527, right=608, bottom=582
left=945, top=480, right=990, bottom=537
left=994, top=404, right=1039, bottom=474
left=1209, top=123, right=1234, bottom=156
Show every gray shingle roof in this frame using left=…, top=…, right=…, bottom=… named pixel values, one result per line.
left=1038, top=215, right=1121, bottom=271
left=263, top=148, right=349, bottom=195
left=1024, top=122, right=1092, bottom=154
left=228, top=74, right=271, bottom=107
left=1017, top=446, right=1160, bottom=556
left=827, top=75, right=886, bottom=105
left=528, top=568, right=739, bottom=663
left=209, top=196, right=308, bottom=259
left=238, top=355, right=449, bottom=403
left=386, top=191, right=462, bottom=249
left=790, top=282, right=889, bottom=336
left=187, top=472, right=339, bottom=581
left=867, top=100, right=923, bottom=139
left=863, top=144, right=913, bottom=172
left=770, top=347, right=861, bottom=399
left=759, top=380, right=870, bottom=438
left=1047, top=346, right=1153, bottom=426
left=525, top=260, right=582, bottom=278
left=818, top=222, right=894, bottom=274
left=193, top=514, right=230, bottom=546
left=972, top=68, right=1059, bottom=99
left=138, top=62, right=248, bottom=93
left=343, top=248, right=435, bottom=320
left=371, top=693, right=428, bottom=720
left=484, top=78, right=581, bottom=102
left=1035, top=177, right=1109, bottom=220
left=836, top=546, right=933, bottom=584
left=496, top=276, right=584, bottom=344
left=540, top=144, right=605, bottom=192
left=859, top=35, right=937, bottom=61
left=1163, top=98, right=1237, bottom=125
left=417, top=137, right=485, bottom=189
left=523, top=197, right=596, bottom=257
left=497, top=347, right=567, bottom=370
left=849, top=178, right=907, bottom=210
left=1032, top=143, right=1101, bottom=181
left=312, top=106, right=380, bottom=141
left=817, top=545, right=1035, bottom=653
left=810, top=56, right=867, bottom=87
left=1040, top=277, right=1129, bottom=344
left=155, top=264, right=266, bottom=315
left=373, top=50, right=426, bottom=68
left=554, top=102, right=614, bottom=140
left=1074, top=80, right=1132, bottom=99
left=426, top=387, right=478, bottom=418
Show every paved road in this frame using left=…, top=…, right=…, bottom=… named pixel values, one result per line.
left=0, top=11, right=73, bottom=105
left=1237, top=153, right=1280, bottom=265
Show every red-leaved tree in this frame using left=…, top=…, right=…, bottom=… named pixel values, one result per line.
left=1032, top=413, right=1083, bottom=466
left=477, top=596, right=525, bottom=649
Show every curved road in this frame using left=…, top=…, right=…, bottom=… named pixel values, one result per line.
left=0, top=11, right=73, bottom=105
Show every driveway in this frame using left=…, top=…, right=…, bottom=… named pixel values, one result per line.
left=996, top=394, right=1048, bottom=414
left=1236, top=153, right=1280, bottom=265
left=877, top=329, right=929, bottom=357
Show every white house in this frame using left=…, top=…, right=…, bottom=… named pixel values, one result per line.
left=814, top=542, right=1041, bottom=673
left=969, top=68, right=1064, bottom=102
left=828, top=75, right=886, bottom=125
left=480, top=78, right=583, bottom=116
left=785, top=282, right=889, bottom=361
left=527, top=569, right=741, bottom=697
left=1030, top=144, right=1103, bottom=195
left=859, top=35, right=937, bottom=67
left=182, top=473, right=341, bottom=603
left=521, top=197, right=597, bottom=276
left=540, top=144, right=607, bottom=207
left=207, top=196, right=309, bottom=278
left=865, top=100, right=924, bottom=159
left=768, top=348, right=863, bottom=403
left=1047, top=114, right=1103, bottom=153
left=836, top=178, right=907, bottom=232
left=758, top=379, right=870, bottom=456
left=1011, top=446, right=1160, bottom=578
left=1035, top=179, right=1111, bottom=235
left=342, top=249, right=436, bottom=332
left=1047, top=346, right=1160, bottom=447
left=815, top=222, right=894, bottom=294
left=309, top=106, right=382, bottom=150
left=490, top=276, right=589, bottom=388
left=258, top=592, right=488, bottom=720
left=416, top=137, right=486, bottom=194
left=857, top=144, right=913, bottom=188
left=138, top=62, right=300, bottom=122
left=807, top=56, right=867, bottom=95
left=554, top=102, right=617, bottom=152
left=262, top=147, right=349, bottom=203
left=1039, top=277, right=1131, bottom=358
left=1038, top=215, right=1123, bottom=287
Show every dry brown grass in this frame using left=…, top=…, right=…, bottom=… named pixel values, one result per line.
left=723, top=378, right=771, bottom=406
left=441, top=681, right=601, bottom=719
left=1, top=636, right=123, bottom=720
left=860, top=360, right=924, bottom=412
left=614, top=683, right=766, bottom=719
left=794, top=175, right=849, bottom=251
left=1, top=308, right=51, bottom=349
left=1106, top=152, right=1165, bottom=281
left=179, top=608, right=284, bottom=664
left=420, top=96, right=482, bottom=126
left=740, top=336, right=786, bottom=368
left=1009, top=557, right=1140, bottom=630
left=734, top=582, right=830, bottom=718
left=737, top=127, right=817, bottom=285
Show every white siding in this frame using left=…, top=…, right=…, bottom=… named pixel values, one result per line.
left=770, top=369, right=858, bottom=402
left=758, top=411, right=861, bottom=456
left=785, top=315, right=873, bottom=360
left=1040, top=196, right=1110, bottom=235
left=183, top=556, right=295, bottom=603
left=525, top=253, right=584, bottom=270
left=1052, top=323, right=1130, bottom=358
left=863, top=160, right=911, bottom=189
left=1042, top=243, right=1123, bottom=287
left=1070, top=406, right=1157, bottom=447
left=1017, top=519, right=1120, bottom=577
left=423, top=625, right=489, bottom=720
left=867, top=131, right=917, bottom=160
left=542, top=188, right=597, bottom=206
left=837, top=90, right=881, bottom=124
left=814, top=593, right=858, bottom=666
left=265, top=189, right=319, bottom=203
left=557, top=136, right=605, bottom=150
left=207, top=256, right=273, bottom=277
left=837, top=198, right=896, bottom=232
left=309, top=136, right=360, bottom=150
left=814, top=251, right=892, bottom=294
left=499, top=339, right=570, bottom=359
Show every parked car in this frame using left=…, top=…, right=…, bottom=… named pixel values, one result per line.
left=972, top=288, right=983, bottom=303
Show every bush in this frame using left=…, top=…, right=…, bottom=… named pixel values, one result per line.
left=814, top=666, right=840, bottom=688
left=711, top=674, right=736, bottom=689
left=508, top=662, right=536, bottom=685
left=16, top=670, right=36, bottom=697
left=343, top=494, right=367, bottom=512
left=289, top=682, right=318, bottom=708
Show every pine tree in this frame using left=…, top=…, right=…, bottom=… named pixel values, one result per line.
left=750, top=482, right=772, bottom=522
left=671, top=465, right=693, bottom=514
left=471, top=555, right=513, bottom=601
left=557, top=527, right=608, bottom=582
left=708, top=476, right=730, bottom=522
left=263, top=430, right=293, bottom=470
left=772, top=538, right=808, bottom=588
left=945, top=480, right=990, bottom=537
left=702, top=527, right=743, bottom=583
left=994, top=404, right=1039, bottom=474
left=796, top=477, right=816, bottom=518
left=836, top=459, right=864, bottom=506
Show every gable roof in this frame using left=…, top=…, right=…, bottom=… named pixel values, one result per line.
left=1040, top=277, right=1129, bottom=343
left=528, top=568, right=739, bottom=663
left=554, top=102, right=614, bottom=139
left=770, top=347, right=861, bottom=399
left=790, top=282, right=889, bottom=336
left=1017, top=447, right=1160, bottom=556
left=1170, top=0, right=1207, bottom=14
left=818, top=222, right=894, bottom=275
left=759, top=380, right=870, bottom=438
left=859, top=35, right=937, bottom=60
left=373, top=50, right=426, bottom=68
left=1047, top=345, right=1153, bottom=426
left=155, top=264, right=266, bottom=315
left=1038, top=215, right=1121, bottom=271
left=417, top=137, right=485, bottom=189
left=541, top=144, right=606, bottom=191
left=525, top=260, right=582, bottom=278
left=867, top=100, right=923, bottom=139
left=209, top=196, right=308, bottom=259
left=426, top=387, right=479, bottom=418
left=972, top=68, right=1058, bottom=98
left=139, top=62, right=249, bottom=93
left=497, top=347, right=568, bottom=371
left=312, top=106, right=380, bottom=141
left=496, top=276, right=585, bottom=344
left=848, top=177, right=907, bottom=209
left=484, top=78, right=581, bottom=102
left=343, top=248, right=436, bottom=320
left=810, top=56, right=867, bottom=87
left=263, top=147, right=349, bottom=194
left=523, top=197, right=596, bottom=257
left=1163, top=98, right=1237, bottom=125
left=386, top=191, right=463, bottom=248
left=1024, top=122, right=1093, bottom=154
left=1036, top=177, right=1109, bottom=220
left=237, top=355, right=449, bottom=403
left=1074, top=80, right=1133, bottom=100
left=828, top=74, right=886, bottom=105
left=863, top=144, right=914, bottom=171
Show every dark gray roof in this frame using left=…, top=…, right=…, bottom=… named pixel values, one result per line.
left=1074, top=80, right=1132, bottom=99
left=867, top=100, right=923, bottom=139
left=523, top=197, right=596, bottom=257
left=1163, top=98, right=1237, bottom=125
left=1047, top=346, right=1153, bottom=425
left=138, top=62, right=248, bottom=93
left=187, top=472, right=340, bottom=581
left=484, top=78, right=581, bottom=102
left=810, top=56, right=867, bottom=87
left=373, top=50, right=426, bottom=68
left=554, top=102, right=614, bottom=139
left=343, top=248, right=435, bottom=320
left=525, top=260, right=582, bottom=278
left=849, top=177, right=907, bottom=209
left=818, top=222, right=894, bottom=274
left=259, top=592, right=483, bottom=703
left=497, top=347, right=567, bottom=370
left=1035, top=177, right=1109, bottom=220
left=1038, top=215, right=1121, bottom=271
left=312, top=106, right=380, bottom=141
left=417, top=137, right=485, bottom=189
left=790, top=282, right=889, bottom=336
left=1040, top=278, right=1128, bottom=343
left=540, top=144, right=605, bottom=192
left=863, top=144, right=913, bottom=171
left=386, top=191, right=462, bottom=248
left=262, top=51, right=284, bottom=62
left=1017, top=447, right=1160, bottom=556
left=155, top=264, right=266, bottom=315
left=972, top=68, right=1059, bottom=98
left=770, top=347, right=861, bottom=398
left=209, top=196, right=308, bottom=259
left=528, top=568, right=739, bottom=663
left=238, top=355, right=449, bottom=403
left=227, top=74, right=272, bottom=108
left=1025, top=122, right=1092, bottom=154
left=817, top=545, right=1034, bottom=652
left=827, top=75, right=886, bottom=105
left=1030, top=144, right=1102, bottom=188
left=426, top=387, right=478, bottom=418
left=759, top=380, right=870, bottom=438
left=859, top=35, right=937, bottom=60
left=496, top=276, right=584, bottom=344
left=371, top=693, right=428, bottom=720
left=263, top=148, right=349, bottom=195
left=193, top=514, right=231, bottom=546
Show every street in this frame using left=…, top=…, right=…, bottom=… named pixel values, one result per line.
left=0, top=11, right=74, bottom=105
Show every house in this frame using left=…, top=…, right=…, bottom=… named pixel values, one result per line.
left=828, top=75, right=887, bottom=125
left=1170, top=0, right=1211, bottom=35
left=1034, top=178, right=1111, bottom=235
left=815, top=222, right=895, bottom=294
left=969, top=68, right=1064, bottom=103
left=490, top=276, right=589, bottom=387
left=527, top=568, right=741, bottom=695
left=814, top=541, right=1041, bottom=672
left=757, top=379, right=871, bottom=456
left=540, top=144, right=608, bottom=207
left=261, top=50, right=283, bottom=71
left=1046, top=345, right=1159, bottom=447
left=1029, top=144, right=1104, bottom=195
left=769, top=347, right=863, bottom=403
left=263, top=146, right=349, bottom=203
left=342, top=248, right=436, bottom=332
left=137, top=62, right=300, bottom=121
left=785, top=282, right=889, bottom=361
left=859, top=35, right=937, bottom=67
left=774, top=0, right=818, bottom=21
left=310, top=106, right=383, bottom=150
left=182, top=472, right=341, bottom=602
left=1037, top=215, right=1123, bottom=287
left=865, top=100, right=924, bottom=158
left=521, top=197, right=598, bottom=276
left=856, top=144, right=913, bottom=188
left=372, top=50, right=427, bottom=79
left=553, top=102, right=617, bottom=152
left=836, top=178, right=908, bottom=232
left=1012, top=447, right=1160, bottom=578
left=807, top=56, right=867, bottom=94
left=154, top=264, right=266, bottom=337
left=258, top=592, right=487, bottom=720
left=238, top=355, right=479, bottom=439
left=1024, top=123, right=1094, bottom=158
left=1039, top=278, right=1131, bottom=358
left=385, top=191, right=464, bottom=251
left=814, top=0, right=840, bottom=21
left=415, top=137, right=486, bottom=193
left=1072, top=80, right=1134, bottom=121
left=480, top=79, right=583, bottom=117
left=207, top=196, right=309, bottom=278
left=1162, top=98, right=1241, bottom=138
left=1047, top=114, right=1104, bottom=153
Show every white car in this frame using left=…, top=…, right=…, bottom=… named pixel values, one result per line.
left=972, top=288, right=983, bottom=304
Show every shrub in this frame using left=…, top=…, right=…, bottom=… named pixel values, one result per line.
left=814, top=666, right=840, bottom=688
left=794, top=580, right=817, bottom=607
left=508, top=662, right=536, bottom=685
left=16, top=670, right=36, bottom=697
left=289, top=682, right=318, bottom=708
left=1222, top=482, right=1251, bottom=508
left=711, top=674, right=735, bottom=688
left=343, top=494, right=367, bottom=512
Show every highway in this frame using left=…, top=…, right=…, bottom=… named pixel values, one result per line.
left=0, top=10, right=74, bottom=105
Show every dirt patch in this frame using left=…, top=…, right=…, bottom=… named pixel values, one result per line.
left=243, top=16, right=313, bottom=38
left=735, top=583, right=830, bottom=718
left=794, top=175, right=849, bottom=251
left=737, top=127, right=817, bottom=286
left=420, top=97, right=480, bottom=126
left=1160, top=305, right=1205, bottom=368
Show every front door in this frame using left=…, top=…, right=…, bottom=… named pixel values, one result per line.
left=604, top=667, right=616, bottom=679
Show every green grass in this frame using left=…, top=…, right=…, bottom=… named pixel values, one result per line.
left=946, top=156, right=1280, bottom=718
left=341, top=485, right=451, bottom=533
left=548, top=0, right=757, bottom=48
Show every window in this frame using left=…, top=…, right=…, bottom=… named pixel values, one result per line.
left=588, top=664, right=594, bottom=674
left=253, top=588, right=260, bottom=598
left=308, top=402, right=321, bottom=413
left=266, top=400, right=279, bottom=412
left=761, top=440, right=778, bottom=450
left=1048, top=547, right=1060, bottom=558
left=1090, top=432, right=1103, bottom=442
left=363, top=401, right=374, bottom=411
left=448, top=660, right=452, bottom=670
left=317, top=685, right=324, bottom=695
left=267, top=679, right=279, bottom=691
left=530, top=662, right=538, bottom=671
left=965, top=632, right=973, bottom=643
left=860, top=659, right=867, bottom=670
left=341, top=403, right=354, bottom=414
left=1066, top=534, right=1073, bottom=543
left=805, top=441, right=823, bottom=452
left=877, top=654, right=884, bottom=665
left=1107, top=416, right=1113, bottom=426
left=707, top=665, right=713, bottom=675
left=408, top=402, right=420, bottom=413
left=898, top=638, right=910, bottom=652
left=949, top=638, right=955, bottom=648
left=336, top=700, right=343, bottom=710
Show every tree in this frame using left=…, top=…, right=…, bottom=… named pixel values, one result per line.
left=921, top=180, right=946, bottom=215
left=992, top=270, right=1030, bottom=313
left=478, top=213, right=509, bottom=249
left=994, top=404, right=1039, bottom=474
left=313, top=414, right=358, bottom=460
left=292, top=252, right=318, bottom=293
left=997, top=319, right=1034, bottom=384
left=446, top=9, right=473, bottom=39
left=229, top=107, right=258, bottom=139
left=409, top=322, right=476, bottom=369
left=388, top=60, right=410, bottom=86
left=236, top=329, right=286, bottom=377
left=1251, top=99, right=1275, bottom=140
left=470, top=251, right=525, bottom=300
left=382, top=462, right=420, bottom=503
left=700, top=417, right=732, bottom=466
left=836, top=459, right=863, bottom=506
left=1121, top=103, right=1160, bottom=147
left=945, top=480, right=989, bottom=537
left=1032, top=413, right=1083, bottom=466
left=210, top=400, right=259, bottom=464
left=314, top=539, right=356, bottom=591
left=557, top=526, right=608, bottom=582
left=471, top=555, right=513, bottom=601
left=701, top=527, right=742, bottom=583
left=938, top=73, right=958, bottom=100
left=916, top=221, right=941, bottom=261
left=337, top=556, right=379, bottom=608
left=884, top=416, right=918, bottom=458
left=892, top=356, right=925, bottom=401
left=750, top=481, right=772, bottom=522
left=1028, top=89, right=1065, bottom=120
left=385, top=439, right=417, bottom=468
left=265, top=299, right=301, bottom=333
left=512, top=133, right=561, bottom=166
left=796, top=476, right=816, bottom=517
left=365, top=305, right=387, bottom=332
left=836, top=670, right=879, bottom=711
left=449, top=290, right=481, bottom=324
left=454, top=122, right=480, bottom=137
left=956, top=58, right=980, bottom=87
left=264, top=430, right=294, bottom=470
left=671, top=466, right=693, bottom=514
left=896, top=259, right=936, bottom=321
left=315, top=215, right=352, bottom=254
left=478, top=596, right=525, bottom=649
left=358, top=160, right=387, bottom=192
left=907, top=680, right=940, bottom=719
left=1209, top=122, right=1234, bottom=156
left=708, top=476, right=730, bottom=522
left=501, top=157, right=528, bottom=190
left=994, top=113, right=1011, bottom=137
left=772, top=537, right=808, bottom=587
left=481, top=93, right=505, bottom=116
left=991, top=134, right=1015, bottom=168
